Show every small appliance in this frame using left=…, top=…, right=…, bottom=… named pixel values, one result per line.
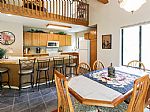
left=47, top=41, right=59, bottom=47
left=36, top=47, right=41, bottom=53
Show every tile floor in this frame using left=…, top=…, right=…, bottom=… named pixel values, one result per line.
left=0, top=84, right=57, bottom=112
left=0, top=84, right=150, bottom=112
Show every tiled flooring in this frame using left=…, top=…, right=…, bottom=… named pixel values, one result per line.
left=0, top=85, right=150, bottom=112
left=0, top=84, right=57, bottom=112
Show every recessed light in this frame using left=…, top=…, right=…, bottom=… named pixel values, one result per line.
left=6, top=14, right=12, bottom=16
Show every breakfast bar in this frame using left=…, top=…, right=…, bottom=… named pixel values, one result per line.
left=0, top=55, right=74, bottom=87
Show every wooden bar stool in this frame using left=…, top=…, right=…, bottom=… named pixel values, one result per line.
left=65, top=55, right=78, bottom=77
left=36, top=58, right=50, bottom=90
left=18, top=59, right=35, bottom=91
left=0, top=67, right=11, bottom=90
left=52, top=57, right=65, bottom=83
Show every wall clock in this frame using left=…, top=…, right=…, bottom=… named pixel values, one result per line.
left=0, top=31, right=15, bottom=45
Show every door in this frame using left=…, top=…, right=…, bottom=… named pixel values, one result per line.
left=32, top=33, right=40, bottom=46
left=79, top=49, right=89, bottom=64
left=39, top=33, right=48, bottom=46
left=90, top=39, right=97, bottom=67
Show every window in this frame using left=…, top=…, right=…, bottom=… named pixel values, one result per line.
left=121, top=23, right=150, bottom=70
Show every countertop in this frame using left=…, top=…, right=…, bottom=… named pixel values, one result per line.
left=0, top=55, right=71, bottom=64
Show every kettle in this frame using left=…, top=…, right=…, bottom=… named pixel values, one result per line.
left=36, top=47, right=41, bottom=53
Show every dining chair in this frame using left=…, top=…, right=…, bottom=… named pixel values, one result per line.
left=127, top=60, right=145, bottom=71
left=97, top=74, right=150, bottom=112
left=54, top=70, right=97, bottom=112
left=77, top=62, right=91, bottom=75
left=92, top=60, right=104, bottom=71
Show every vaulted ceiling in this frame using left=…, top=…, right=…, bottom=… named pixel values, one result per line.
left=97, top=0, right=109, bottom=4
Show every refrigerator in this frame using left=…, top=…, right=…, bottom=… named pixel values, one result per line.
left=79, top=39, right=90, bottom=65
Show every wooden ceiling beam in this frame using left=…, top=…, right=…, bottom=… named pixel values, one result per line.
left=97, top=0, right=109, bottom=4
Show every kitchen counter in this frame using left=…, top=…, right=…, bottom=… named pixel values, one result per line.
left=23, top=53, right=49, bottom=57
left=0, top=54, right=77, bottom=87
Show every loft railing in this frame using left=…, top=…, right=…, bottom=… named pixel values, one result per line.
left=0, top=0, right=89, bottom=26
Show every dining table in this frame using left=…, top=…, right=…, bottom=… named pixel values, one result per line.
left=68, top=66, right=150, bottom=108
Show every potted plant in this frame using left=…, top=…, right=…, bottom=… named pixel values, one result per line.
left=0, top=48, right=6, bottom=59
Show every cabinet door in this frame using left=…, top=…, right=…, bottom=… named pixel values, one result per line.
left=53, top=34, right=59, bottom=41
left=84, top=33, right=89, bottom=40
left=32, top=33, right=40, bottom=46
left=24, top=32, right=32, bottom=46
left=39, top=33, right=48, bottom=46
left=65, top=35, right=72, bottom=46
left=59, top=35, right=66, bottom=46
left=47, top=34, right=54, bottom=41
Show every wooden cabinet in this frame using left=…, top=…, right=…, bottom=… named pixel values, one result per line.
left=24, top=32, right=72, bottom=47
left=84, top=31, right=96, bottom=40
left=32, top=33, right=40, bottom=46
left=39, top=33, right=48, bottom=46
left=47, top=34, right=53, bottom=41
left=24, top=32, right=32, bottom=46
left=65, top=35, right=72, bottom=46
left=53, top=34, right=59, bottom=41
left=59, top=35, right=66, bottom=46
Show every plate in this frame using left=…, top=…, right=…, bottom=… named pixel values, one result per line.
left=0, top=31, right=15, bottom=45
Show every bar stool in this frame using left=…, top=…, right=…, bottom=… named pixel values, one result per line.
left=0, top=67, right=11, bottom=89
left=36, top=58, right=50, bottom=90
left=18, top=59, right=35, bottom=91
left=65, top=55, right=78, bottom=77
left=52, top=57, right=65, bottom=83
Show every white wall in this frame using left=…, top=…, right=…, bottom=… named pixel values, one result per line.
left=88, top=0, right=150, bottom=67
left=0, top=21, right=23, bottom=56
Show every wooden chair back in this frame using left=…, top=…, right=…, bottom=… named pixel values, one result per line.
left=37, top=58, right=50, bottom=70
left=93, top=60, right=104, bottom=71
left=77, top=62, right=91, bottom=75
left=54, top=70, right=74, bottom=112
left=127, top=60, right=145, bottom=71
left=127, top=75, right=150, bottom=112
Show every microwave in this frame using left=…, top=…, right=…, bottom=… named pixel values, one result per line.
left=47, top=41, right=59, bottom=47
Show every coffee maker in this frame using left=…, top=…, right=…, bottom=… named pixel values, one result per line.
left=36, top=47, right=41, bottom=53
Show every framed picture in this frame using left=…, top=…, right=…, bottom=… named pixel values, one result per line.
left=0, top=31, right=15, bottom=45
left=102, top=34, right=112, bottom=49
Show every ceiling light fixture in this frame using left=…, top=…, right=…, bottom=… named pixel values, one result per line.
left=46, top=24, right=72, bottom=30
left=118, top=0, right=146, bottom=12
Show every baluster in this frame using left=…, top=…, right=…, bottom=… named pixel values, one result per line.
left=59, top=0, right=60, bottom=19
left=62, top=0, right=63, bottom=20
left=31, top=0, right=33, bottom=14
left=70, top=0, right=71, bottom=19
left=39, top=0, right=41, bottom=16
left=55, top=0, right=58, bottom=18
left=87, top=4, right=89, bottom=23
left=12, top=0, right=15, bottom=12
left=22, top=0, right=25, bottom=14
left=67, top=0, right=69, bottom=20
left=53, top=0, right=54, bottom=18
left=71, top=0, right=73, bottom=20
left=46, top=0, right=48, bottom=17
left=17, top=0, right=20, bottom=13
left=49, top=0, right=51, bottom=18
left=7, top=0, right=10, bottom=11
left=27, top=0, right=30, bottom=14
left=64, top=0, right=66, bottom=18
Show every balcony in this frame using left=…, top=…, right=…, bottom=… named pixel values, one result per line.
left=0, top=0, right=89, bottom=26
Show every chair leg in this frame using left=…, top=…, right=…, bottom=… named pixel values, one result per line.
left=7, top=71, right=11, bottom=89
left=38, top=72, right=41, bottom=91
left=0, top=73, right=2, bottom=90
left=19, top=75, right=21, bottom=91
left=36, top=71, right=39, bottom=87
left=30, top=73, right=34, bottom=89
left=47, top=70, right=50, bottom=87
left=45, top=71, right=47, bottom=85
left=52, top=67, right=55, bottom=84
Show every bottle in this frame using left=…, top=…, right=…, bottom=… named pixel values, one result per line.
left=108, top=63, right=115, bottom=77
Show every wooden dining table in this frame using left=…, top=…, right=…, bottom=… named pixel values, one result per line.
left=68, top=66, right=150, bottom=108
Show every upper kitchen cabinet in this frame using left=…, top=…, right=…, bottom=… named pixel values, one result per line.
left=59, top=35, right=66, bottom=46
left=84, top=30, right=97, bottom=40
left=47, top=34, right=54, bottom=41
left=23, top=32, right=72, bottom=47
left=39, top=33, right=48, bottom=46
left=53, top=34, right=59, bottom=41
left=65, top=35, right=72, bottom=46
left=32, top=33, right=40, bottom=46
left=24, top=32, right=32, bottom=46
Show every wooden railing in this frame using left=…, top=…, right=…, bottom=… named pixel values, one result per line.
left=0, top=0, right=89, bottom=26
